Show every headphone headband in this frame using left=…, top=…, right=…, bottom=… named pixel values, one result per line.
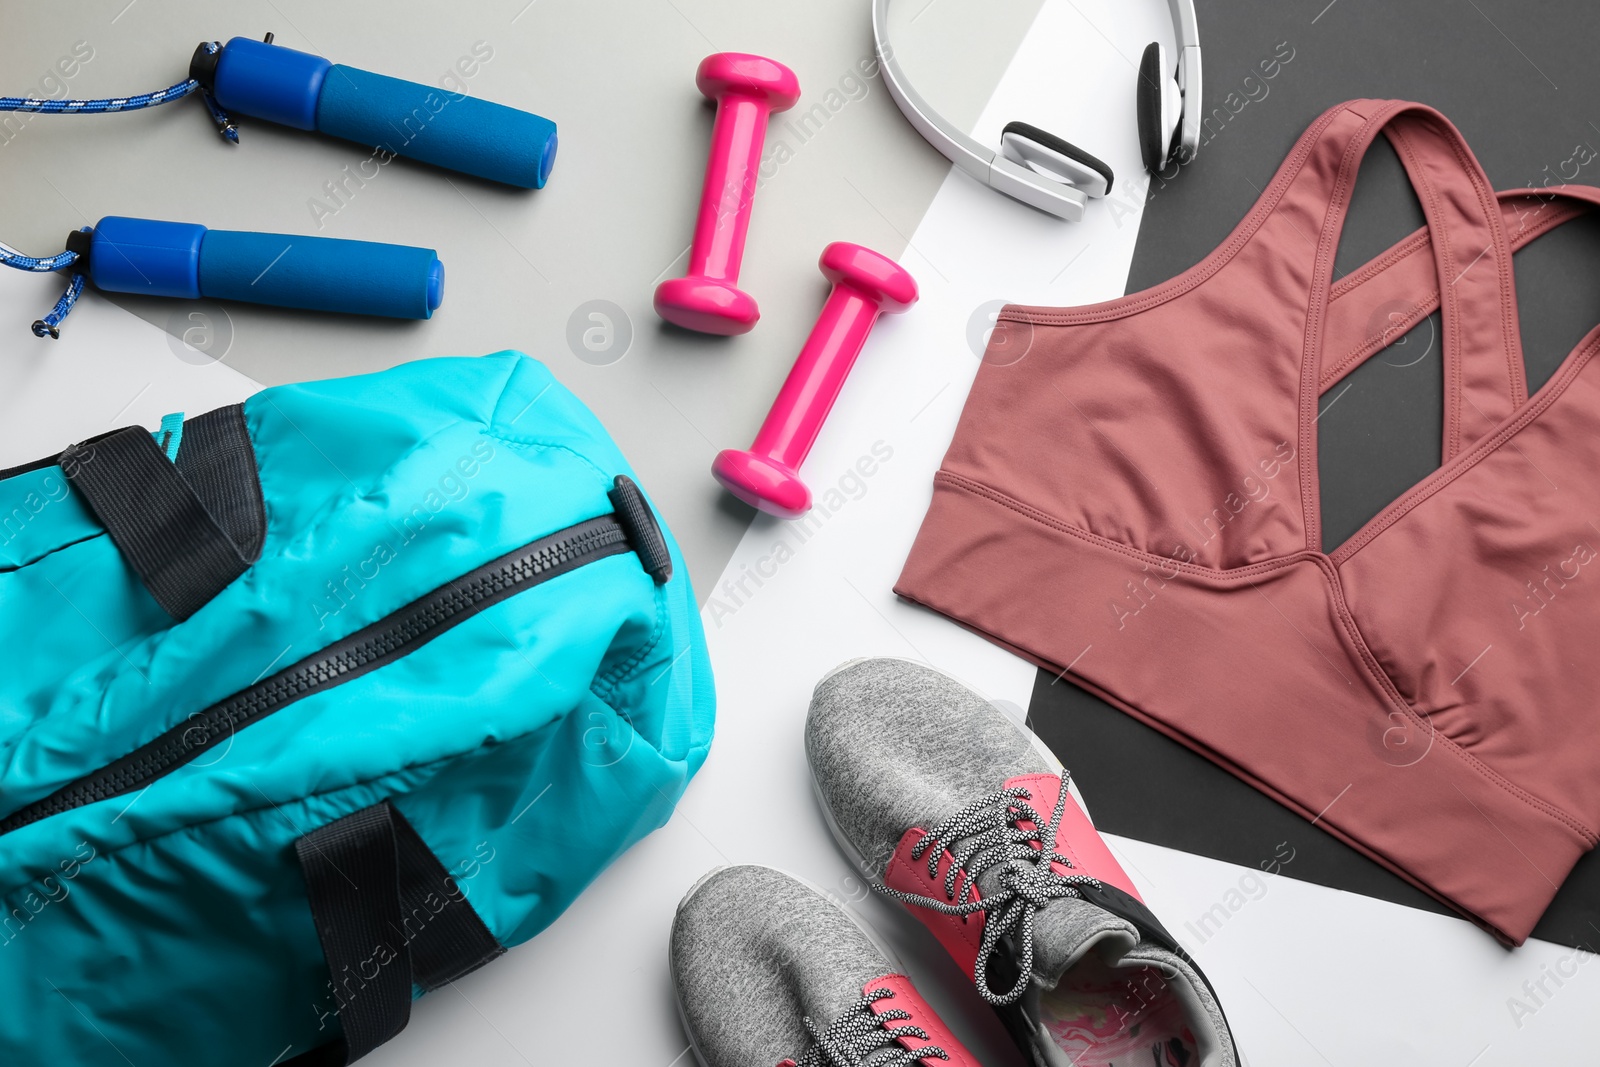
left=1166, top=0, right=1201, bottom=50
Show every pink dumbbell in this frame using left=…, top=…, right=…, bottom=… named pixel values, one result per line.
left=713, top=242, right=918, bottom=517
left=655, top=53, right=801, bottom=336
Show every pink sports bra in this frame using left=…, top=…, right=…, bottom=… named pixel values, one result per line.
left=899, top=99, right=1600, bottom=945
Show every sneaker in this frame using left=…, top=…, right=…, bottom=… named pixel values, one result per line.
left=670, top=864, right=984, bottom=1067
left=805, top=659, right=1239, bottom=1067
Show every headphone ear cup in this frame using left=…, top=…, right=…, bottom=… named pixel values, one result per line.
left=1136, top=41, right=1180, bottom=173
left=1000, top=120, right=1114, bottom=197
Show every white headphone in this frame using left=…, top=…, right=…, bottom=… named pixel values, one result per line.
left=872, top=0, right=1202, bottom=221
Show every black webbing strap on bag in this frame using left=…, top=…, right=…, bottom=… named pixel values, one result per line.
left=290, top=801, right=505, bottom=1064
left=59, top=405, right=265, bottom=621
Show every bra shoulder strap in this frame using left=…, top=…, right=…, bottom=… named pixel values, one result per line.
left=1274, top=100, right=1527, bottom=463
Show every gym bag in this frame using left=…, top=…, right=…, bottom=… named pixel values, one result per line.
left=0, top=352, right=715, bottom=1064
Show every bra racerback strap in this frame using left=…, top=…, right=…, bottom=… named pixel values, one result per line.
left=1322, top=186, right=1600, bottom=393
left=1282, top=100, right=1526, bottom=478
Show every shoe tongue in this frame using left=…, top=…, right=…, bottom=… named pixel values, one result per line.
left=961, top=775, right=1141, bottom=990
left=966, top=853, right=1139, bottom=991
left=1027, top=894, right=1141, bottom=989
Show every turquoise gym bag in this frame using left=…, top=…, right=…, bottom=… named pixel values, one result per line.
left=0, top=352, right=714, bottom=1064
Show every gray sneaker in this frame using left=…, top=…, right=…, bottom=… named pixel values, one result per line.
left=805, top=659, right=1239, bottom=1067
left=670, top=865, right=984, bottom=1067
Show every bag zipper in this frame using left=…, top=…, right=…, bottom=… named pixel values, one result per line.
left=0, top=513, right=634, bottom=837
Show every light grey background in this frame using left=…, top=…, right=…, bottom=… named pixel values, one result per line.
left=0, top=0, right=1042, bottom=600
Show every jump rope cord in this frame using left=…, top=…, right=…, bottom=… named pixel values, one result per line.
left=0, top=242, right=78, bottom=274
left=33, top=271, right=87, bottom=339
left=0, top=44, right=235, bottom=338
left=0, top=42, right=237, bottom=141
left=0, top=229, right=92, bottom=339
left=0, top=76, right=199, bottom=114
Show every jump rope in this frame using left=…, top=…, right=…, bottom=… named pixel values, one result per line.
left=0, top=34, right=557, bottom=338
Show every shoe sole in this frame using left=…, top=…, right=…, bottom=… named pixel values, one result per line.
left=669, top=863, right=907, bottom=1067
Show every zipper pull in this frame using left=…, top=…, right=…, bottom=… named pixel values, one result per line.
left=608, top=475, right=672, bottom=584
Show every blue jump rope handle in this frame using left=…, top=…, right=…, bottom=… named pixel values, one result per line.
left=86, top=216, right=444, bottom=320
left=208, top=37, right=557, bottom=189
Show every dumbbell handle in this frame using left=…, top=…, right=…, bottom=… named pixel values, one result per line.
left=80, top=216, right=443, bottom=320
left=751, top=286, right=882, bottom=470
left=690, top=91, right=772, bottom=284
left=194, top=37, right=557, bottom=189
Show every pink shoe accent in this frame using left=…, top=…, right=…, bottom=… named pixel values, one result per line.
left=883, top=773, right=1142, bottom=982
left=1005, top=773, right=1143, bottom=901
left=863, top=974, right=984, bottom=1067
left=883, top=828, right=985, bottom=979
left=883, top=772, right=1143, bottom=1004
